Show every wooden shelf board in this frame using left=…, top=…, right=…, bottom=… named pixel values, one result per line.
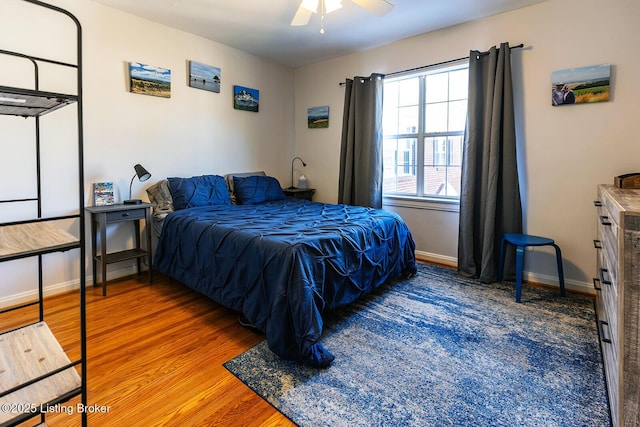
left=0, top=322, right=81, bottom=424
left=95, top=248, right=149, bottom=264
left=0, top=222, right=79, bottom=261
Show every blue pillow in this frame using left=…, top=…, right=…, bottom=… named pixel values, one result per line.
left=168, top=175, right=231, bottom=210
left=233, top=175, right=286, bottom=205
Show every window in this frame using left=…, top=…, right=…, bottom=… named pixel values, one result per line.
left=382, top=61, right=468, bottom=201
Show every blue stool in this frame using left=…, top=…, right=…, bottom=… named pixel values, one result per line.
left=498, top=233, right=566, bottom=303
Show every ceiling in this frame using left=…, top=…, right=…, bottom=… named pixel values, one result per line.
left=91, top=0, right=547, bottom=68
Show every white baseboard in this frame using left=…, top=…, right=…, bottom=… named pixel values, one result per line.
left=415, top=250, right=457, bottom=267
left=0, top=279, right=79, bottom=308
left=525, top=272, right=595, bottom=296
left=0, top=264, right=139, bottom=309
left=1, top=253, right=595, bottom=309
left=414, top=250, right=595, bottom=296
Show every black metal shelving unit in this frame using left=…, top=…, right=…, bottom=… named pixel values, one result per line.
left=0, top=1, right=86, bottom=426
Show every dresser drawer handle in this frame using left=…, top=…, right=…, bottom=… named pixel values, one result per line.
left=593, top=200, right=602, bottom=207
left=593, top=239, right=602, bottom=249
left=599, top=215, right=611, bottom=226
left=599, top=268, right=612, bottom=285
left=592, top=278, right=601, bottom=291
left=122, top=212, right=130, bottom=217
left=598, top=320, right=612, bottom=344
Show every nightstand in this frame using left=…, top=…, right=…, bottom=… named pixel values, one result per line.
left=282, top=187, right=316, bottom=201
left=86, top=203, right=154, bottom=296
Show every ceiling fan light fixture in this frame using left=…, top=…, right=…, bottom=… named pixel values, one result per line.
left=324, top=0, right=343, bottom=14
left=300, top=0, right=319, bottom=13
left=292, top=0, right=390, bottom=29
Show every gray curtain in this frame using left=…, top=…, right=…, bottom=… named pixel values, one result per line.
left=338, top=73, right=384, bottom=208
left=458, top=43, right=523, bottom=283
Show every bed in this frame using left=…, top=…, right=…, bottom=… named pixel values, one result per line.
left=150, top=173, right=416, bottom=367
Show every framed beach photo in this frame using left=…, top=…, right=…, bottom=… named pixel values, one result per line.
left=188, top=60, right=221, bottom=93
left=129, top=62, right=171, bottom=98
left=308, top=106, right=329, bottom=128
left=551, top=64, right=610, bottom=106
left=233, top=85, right=259, bottom=112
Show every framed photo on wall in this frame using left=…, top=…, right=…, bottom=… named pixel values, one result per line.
left=308, top=106, right=329, bottom=128
left=233, top=85, right=259, bottom=112
left=129, top=62, right=171, bottom=98
left=551, top=64, right=610, bottom=106
left=188, top=60, right=221, bottom=93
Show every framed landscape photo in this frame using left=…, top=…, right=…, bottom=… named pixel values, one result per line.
left=233, top=85, right=259, bottom=112
left=129, top=62, right=171, bottom=98
left=93, top=182, right=115, bottom=206
left=189, top=60, right=221, bottom=93
left=308, top=106, right=329, bottom=128
left=551, top=64, right=610, bottom=106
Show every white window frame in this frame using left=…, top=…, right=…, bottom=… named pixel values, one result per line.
left=382, top=59, right=469, bottom=206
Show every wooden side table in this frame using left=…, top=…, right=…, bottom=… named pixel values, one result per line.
left=283, top=187, right=316, bottom=201
left=86, top=203, right=154, bottom=296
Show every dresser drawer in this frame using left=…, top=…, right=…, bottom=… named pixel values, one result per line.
left=598, top=248, right=618, bottom=294
left=602, top=278, right=618, bottom=349
left=105, top=208, right=145, bottom=223
left=595, top=185, right=640, bottom=427
left=598, top=254, right=618, bottom=338
left=599, top=217, right=619, bottom=283
left=603, top=338, right=620, bottom=427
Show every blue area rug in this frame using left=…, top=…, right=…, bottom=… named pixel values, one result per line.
left=224, top=263, right=610, bottom=426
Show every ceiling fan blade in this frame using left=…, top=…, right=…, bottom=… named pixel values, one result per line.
left=352, top=0, right=394, bottom=16
left=291, top=0, right=320, bottom=26
left=291, top=3, right=314, bottom=26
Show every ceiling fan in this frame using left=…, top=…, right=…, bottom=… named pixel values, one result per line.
left=291, top=0, right=394, bottom=33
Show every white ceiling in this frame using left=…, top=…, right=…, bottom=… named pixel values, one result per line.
left=91, top=0, right=547, bottom=68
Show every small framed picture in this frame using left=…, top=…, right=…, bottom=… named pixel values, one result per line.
left=93, top=182, right=115, bottom=206
left=308, top=106, right=329, bottom=128
left=233, top=85, right=259, bottom=112
left=189, top=60, right=221, bottom=93
left=129, top=62, right=171, bottom=98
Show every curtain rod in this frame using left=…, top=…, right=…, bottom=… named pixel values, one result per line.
left=339, top=43, right=524, bottom=86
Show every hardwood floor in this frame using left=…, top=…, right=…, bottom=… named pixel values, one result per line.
left=4, top=274, right=294, bottom=426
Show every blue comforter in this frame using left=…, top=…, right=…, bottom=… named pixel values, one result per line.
left=153, top=199, right=416, bottom=367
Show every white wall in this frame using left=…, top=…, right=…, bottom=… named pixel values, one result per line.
left=0, top=0, right=294, bottom=306
left=3, top=0, right=638, bottom=305
left=293, top=0, right=640, bottom=293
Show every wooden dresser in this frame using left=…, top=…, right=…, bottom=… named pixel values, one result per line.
left=594, top=184, right=640, bottom=426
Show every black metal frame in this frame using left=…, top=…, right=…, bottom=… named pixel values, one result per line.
left=0, top=1, right=86, bottom=425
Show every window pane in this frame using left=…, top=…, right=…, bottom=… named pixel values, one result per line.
left=383, top=137, right=417, bottom=194
left=423, top=137, right=462, bottom=197
left=383, top=78, right=419, bottom=135
left=424, top=137, right=447, bottom=166
left=398, top=105, right=418, bottom=134
left=424, top=166, right=447, bottom=196
left=449, top=135, right=463, bottom=166
left=383, top=81, right=400, bottom=134
left=435, top=139, right=447, bottom=166
left=398, top=78, right=419, bottom=106
left=383, top=107, right=399, bottom=134
left=449, top=68, right=468, bottom=100
left=424, top=102, right=447, bottom=133
left=448, top=100, right=467, bottom=131
left=446, top=165, right=462, bottom=197
left=384, top=80, right=399, bottom=108
left=424, top=137, right=434, bottom=165
left=425, top=72, right=448, bottom=103
left=424, top=166, right=460, bottom=197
